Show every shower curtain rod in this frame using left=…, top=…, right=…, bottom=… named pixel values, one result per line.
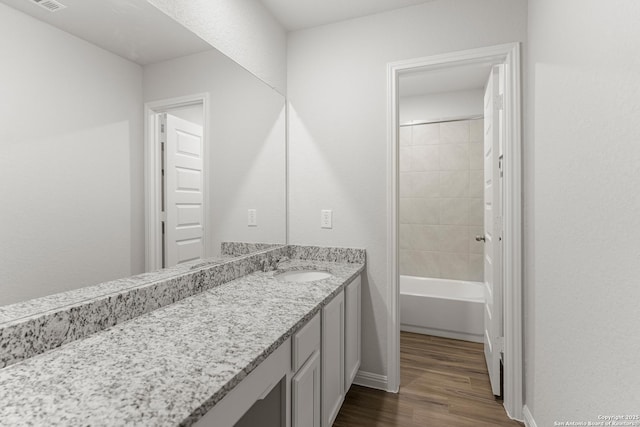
left=399, top=114, right=483, bottom=127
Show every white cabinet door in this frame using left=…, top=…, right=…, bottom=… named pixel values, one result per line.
left=344, top=276, right=361, bottom=391
left=321, top=291, right=344, bottom=427
left=292, top=351, right=321, bottom=427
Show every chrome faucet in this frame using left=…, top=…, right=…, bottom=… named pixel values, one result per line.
left=273, top=256, right=289, bottom=270
left=261, top=256, right=290, bottom=272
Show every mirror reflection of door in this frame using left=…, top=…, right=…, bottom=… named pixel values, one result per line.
left=158, top=108, right=204, bottom=268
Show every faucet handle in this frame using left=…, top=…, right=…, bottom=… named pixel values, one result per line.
left=273, top=256, right=289, bottom=269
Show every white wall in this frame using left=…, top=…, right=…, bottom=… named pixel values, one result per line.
left=147, top=0, right=287, bottom=95
left=526, top=0, right=640, bottom=424
left=143, top=49, right=287, bottom=256
left=0, top=3, right=144, bottom=305
left=399, top=89, right=484, bottom=124
left=287, top=0, right=527, bottom=380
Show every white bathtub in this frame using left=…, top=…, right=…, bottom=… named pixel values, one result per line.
left=400, top=276, right=485, bottom=343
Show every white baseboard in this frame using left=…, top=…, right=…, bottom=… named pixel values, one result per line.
left=353, top=370, right=388, bottom=391
left=523, top=405, right=537, bottom=427
left=401, top=324, right=484, bottom=343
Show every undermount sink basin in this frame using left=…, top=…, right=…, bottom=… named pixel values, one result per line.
left=275, top=270, right=332, bottom=283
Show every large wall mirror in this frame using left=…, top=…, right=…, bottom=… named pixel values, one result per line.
left=0, top=0, right=286, bottom=306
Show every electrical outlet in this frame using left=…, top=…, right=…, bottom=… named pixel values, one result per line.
left=248, top=209, right=257, bottom=227
left=321, top=210, right=332, bottom=229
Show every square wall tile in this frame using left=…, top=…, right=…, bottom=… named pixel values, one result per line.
left=399, top=147, right=411, bottom=172
left=413, top=123, right=439, bottom=145
left=439, top=198, right=469, bottom=225
left=400, top=250, right=420, bottom=276
left=439, top=171, right=469, bottom=198
left=440, top=121, right=469, bottom=144
left=404, top=225, right=422, bottom=250
left=468, top=198, right=483, bottom=226
left=399, top=120, right=491, bottom=281
left=468, top=226, right=485, bottom=254
left=412, top=172, right=440, bottom=198
left=439, top=144, right=469, bottom=170
left=400, top=224, right=411, bottom=249
left=469, top=170, right=484, bottom=198
left=408, top=225, right=439, bottom=251
left=414, top=198, right=440, bottom=225
left=400, top=126, right=412, bottom=146
left=469, top=119, right=484, bottom=143
left=400, top=250, right=440, bottom=277
left=410, top=145, right=439, bottom=171
left=469, top=144, right=483, bottom=170
left=437, top=226, right=468, bottom=253
left=399, top=198, right=414, bottom=224
left=399, top=173, right=412, bottom=197
left=469, top=254, right=484, bottom=282
left=416, top=251, right=440, bottom=278
left=437, top=252, right=469, bottom=281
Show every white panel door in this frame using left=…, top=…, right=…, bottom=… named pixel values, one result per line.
left=163, top=113, right=204, bottom=267
left=482, top=65, right=504, bottom=397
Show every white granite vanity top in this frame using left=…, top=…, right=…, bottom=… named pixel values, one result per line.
left=0, top=259, right=364, bottom=426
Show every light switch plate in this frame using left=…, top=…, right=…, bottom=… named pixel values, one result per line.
left=321, top=210, right=332, bottom=229
left=248, top=209, right=257, bottom=227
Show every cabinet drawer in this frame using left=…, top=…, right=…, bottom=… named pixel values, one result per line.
left=292, top=312, right=320, bottom=372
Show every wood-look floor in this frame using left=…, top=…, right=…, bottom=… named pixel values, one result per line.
left=333, top=332, right=523, bottom=427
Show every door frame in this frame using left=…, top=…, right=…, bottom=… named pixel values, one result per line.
left=144, top=93, right=210, bottom=272
left=385, top=43, right=523, bottom=420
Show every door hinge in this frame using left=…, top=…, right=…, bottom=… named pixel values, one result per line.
left=160, top=123, right=165, bottom=133
left=495, top=93, right=504, bottom=111
left=496, top=336, right=505, bottom=354
left=498, top=154, right=504, bottom=178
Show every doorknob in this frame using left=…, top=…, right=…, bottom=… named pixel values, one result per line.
left=475, top=235, right=486, bottom=242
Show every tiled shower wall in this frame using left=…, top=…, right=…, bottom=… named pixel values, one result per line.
left=399, top=118, right=484, bottom=282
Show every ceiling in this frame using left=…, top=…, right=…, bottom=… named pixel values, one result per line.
left=0, top=0, right=212, bottom=65
left=399, top=63, right=493, bottom=97
left=259, top=0, right=436, bottom=31
left=5, top=0, right=489, bottom=86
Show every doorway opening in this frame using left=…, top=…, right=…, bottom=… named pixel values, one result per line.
left=386, top=43, right=523, bottom=420
left=144, top=93, right=210, bottom=271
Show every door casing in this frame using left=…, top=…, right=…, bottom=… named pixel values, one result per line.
left=144, top=93, right=210, bottom=272
left=385, top=43, right=523, bottom=420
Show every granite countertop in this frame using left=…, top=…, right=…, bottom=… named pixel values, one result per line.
left=0, top=256, right=233, bottom=325
left=0, top=259, right=364, bottom=426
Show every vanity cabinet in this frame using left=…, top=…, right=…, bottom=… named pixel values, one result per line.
left=195, top=275, right=361, bottom=427
left=321, top=291, right=345, bottom=427
left=344, top=276, right=361, bottom=391
left=292, top=351, right=321, bottom=427
left=292, top=313, right=321, bottom=427
left=193, top=339, right=291, bottom=427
